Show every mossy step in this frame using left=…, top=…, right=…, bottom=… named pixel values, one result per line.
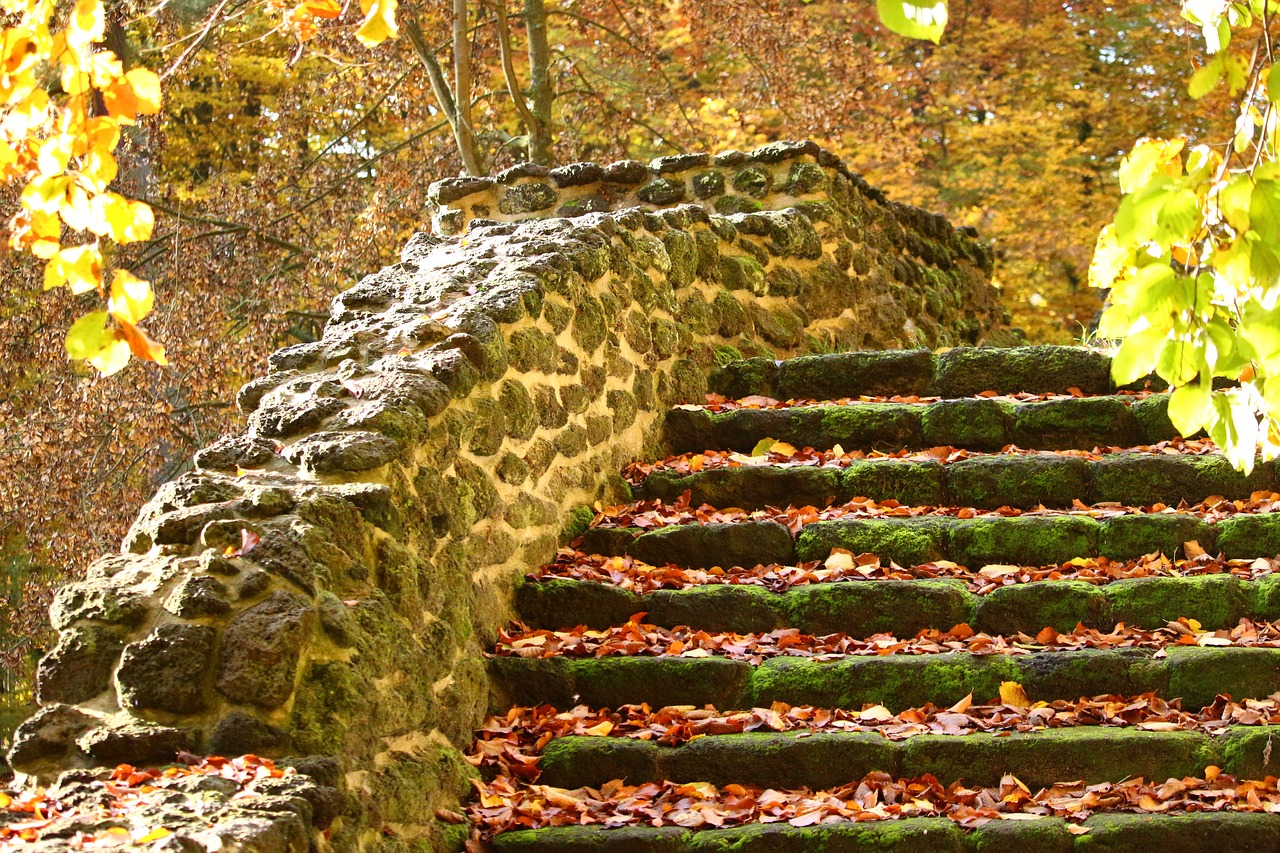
left=489, top=646, right=1280, bottom=714
left=489, top=812, right=1280, bottom=853
left=538, top=726, right=1251, bottom=791
left=708, top=346, right=1118, bottom=401
left=517, top=571, right=1280, bottom=635
left=635, top=452, right=1274, bottom=511
left=665, top=395, right=1177, bottom=456
left=579, top=512, right=1280, bottom=574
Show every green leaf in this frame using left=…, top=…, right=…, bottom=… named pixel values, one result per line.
left=1188, top=55, right=1223, bottom=99
left=1250, top=179, right=1280, bottom=241
left=1115, top=177, right=1174, bottom=246
left=1157, top=335, right=1205, bottom=385
left=1224, top=52, right=1250, bottom=95
left=1207, top=391, right=1258, bottom=474
left=876, top=0, right=947, bottom=43
left=65, top=311, right=113, bottom=361
left=1110, top=325, right=1169, bottom=385
left=1168, top=381, right=1215, bottom=434
left=1156, top=188, right=1202, bottom=243
left=1268, top=63, right=1280, bottom=102
left=1241, top=299, right=1280, bottom=372
left=750, top=437, right=776, bottom=457
left=1218, top=173, right=1253, bottom=232
left=1088, top=224, right=1133, bottom=290
left=1250, top=236, right=1280, bottom=288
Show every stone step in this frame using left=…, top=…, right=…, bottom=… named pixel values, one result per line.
left=489, top=646, right=1280, bottom=714
left=537, top=725, right=1266, bottom=791
left=517, top=573, right=1280, bottom=635
left=709, top=346, right=1122, bottom=401
left=578, top=511, right=1280, bottom=572
left=634, top=451, right=1276, bottom=511
left=664, top=395, right=1178, bottom=456
left=489, top=813, right=1280, bottom=853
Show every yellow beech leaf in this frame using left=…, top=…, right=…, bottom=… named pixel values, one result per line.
left=583, top=720, right=614, bottom=736
left=60, top=184, right=93, bottom=231
left=67, top=0, right=105, bottom=49
left=125, top=67, right=161, bottom=114
left=36, top=134, right=73, bottom=175
left=65, top=309, right=130, bottom=376
left=999, top=681, right=1032, bottom=708
left=90, top=193, right=153, bottom=242
left=108, top=269, right=153, bottom=323
left=355, top=0, right=398, bottom=46
left=44, top=244, right=102, bottom=293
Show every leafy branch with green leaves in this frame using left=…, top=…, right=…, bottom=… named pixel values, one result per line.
left=879, top=0, right=1280, bottom=473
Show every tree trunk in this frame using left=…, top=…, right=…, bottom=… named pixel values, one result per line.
left=525, top=0, right=554, bottom=164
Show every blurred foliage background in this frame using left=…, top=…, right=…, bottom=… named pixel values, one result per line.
left=0, top=0, right=1242, bottom=704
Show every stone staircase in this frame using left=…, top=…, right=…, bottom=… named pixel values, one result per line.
left=470, top=345, right=1280, bottom=851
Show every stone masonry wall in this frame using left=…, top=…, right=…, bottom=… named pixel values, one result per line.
left=8, top=140, right=1006, bottom=850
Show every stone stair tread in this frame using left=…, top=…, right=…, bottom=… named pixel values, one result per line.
left=490, top=644, right=1280, bottom=713
left=536, top=726, right=1241, bottom=790
left=707, top=346, right=1125, bottom=401
left=630, top=446, right=1277, bottom=510
left=517, top=571, right=1280, bottom=635
left=665, top=393, right=1179, bottom=454
left=486, top=813, right=1280, bottom=852
left=578, top=507, right=1280, bottom=569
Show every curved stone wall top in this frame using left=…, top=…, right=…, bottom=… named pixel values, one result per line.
left=7, top=140, right=1006, bottom=850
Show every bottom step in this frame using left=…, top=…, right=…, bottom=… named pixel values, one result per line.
left=490, top=813, right=1280, bottom=852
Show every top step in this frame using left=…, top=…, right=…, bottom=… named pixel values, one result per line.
left=711, top=346, right=1133, bottom=401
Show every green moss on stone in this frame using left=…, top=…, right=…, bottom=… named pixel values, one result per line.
left=785, top=579, right=976, bottom=636
left=648, top=584, right=785, bottom=633
left=754, top=654, right=1023, bottom=711
left=719, top=255, right=766, bottom=294
left=1217, top=513, right=1280, bottom=559
left=684, top=817, right=966, bottom=852
left=639, top=467, right=842, bottom=511
left=975, top=580, right=1108, bottom=635
left=1097, top=514, right=1216, bottom=560
left=1016, top=649, right=1168, bottom=699
left=842, top=460, right=945, bottom=506
left=1011, top=397, right=1138, bottom=450
left=1221, top=726, right=1280, bottom=778
left=663, top=731, right=897, bottom=791
left=919, top=399, right=1014, bottom=451
left=795, top=519, right=952, bottom=566
left=1091, top=453, right=1274, bottom=506
left=947, top=456, right=1090, bottom=510
left=949, top=516, right=1098, bottom=567
left=933, top=346, right=1113, bottom=397
left=1075, top=812, right=1280, bottom=851
left=902, top=728, right=1218, bottom=790
left=1170, top=646, right=1280, bottom=709
left=1131, top=394, right=1183, bottom=444
left=491, top=825, right=688, bottom=852
left=708, top=356, right=778, bottom=398
left=780, top=404, right=921, bottom=452
left=628, top=520, right=795, bottom=569
left=969, top=818, right=1074, bottom=853
left=1103, top=575, right=1250, bottom=630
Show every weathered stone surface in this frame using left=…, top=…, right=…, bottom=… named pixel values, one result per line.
left=216, top=591, right=316, bottom=708
left=35, top=626, right=125, bottom=705
left=281, top=429, right=401, bottom=472
left=116, top=624, right=215, bottom=714
left=210, top=710, right=289, bottom=756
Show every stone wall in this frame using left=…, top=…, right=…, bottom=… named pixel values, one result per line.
left=8, top=140, right=1006, bottom=850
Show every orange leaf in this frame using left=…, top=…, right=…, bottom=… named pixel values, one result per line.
left=304, top=0, right=342, bottom=15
